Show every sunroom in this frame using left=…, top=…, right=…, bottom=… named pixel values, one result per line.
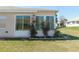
left=0, top=6, right=58, bottom=38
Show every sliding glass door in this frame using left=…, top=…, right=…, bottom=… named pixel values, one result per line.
left=16, top=16, right=30, bottom=30
left=36, top=16, right=54, bottom=30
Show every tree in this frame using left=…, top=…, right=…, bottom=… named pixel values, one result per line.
left=41, top=21, right=49, bottom=38
left=59, top=16, right=67, bottom=27
left=30, top=21, right=37, bottom=38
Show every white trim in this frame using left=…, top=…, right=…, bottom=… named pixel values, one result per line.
left=0, top=11, right=38, bottom=12
left=36, top=14, right=54, bottom=16
left=15, top=14, right=33, bottom=16
left=54, top=14, right=56, bottom=29
left=14, top=15, right=16, bottom=35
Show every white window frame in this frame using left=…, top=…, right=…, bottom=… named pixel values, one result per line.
left=15, top=14, right=32, bottom=31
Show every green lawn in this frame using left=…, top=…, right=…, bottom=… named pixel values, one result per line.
left=0, top=27, right=79, bottom=52
left=58, top=27, right=79, bottom=37
left=0, top=40, right=79, bottom=52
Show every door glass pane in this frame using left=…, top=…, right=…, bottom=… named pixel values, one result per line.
left=46, top=16, right=51, bottom=30
left=36, top=16, right=44, bottom=30
left=50, top=16, right=54, bottom=29
left=24, top=16, right=30, bottom=30
left=16, top=16, right=22, bottom=30
left=46, top=16, right=54, bottom=30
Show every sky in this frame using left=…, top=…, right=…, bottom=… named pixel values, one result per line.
left=20, top=6, right=79, bottom=20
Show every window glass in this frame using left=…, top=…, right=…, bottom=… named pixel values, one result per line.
left=16, top=16, right=54, bottom=30
left=36, top=16, right=44, bottom=30
left=46, top=16, right=54, bottom=30
left=16, top=16, right=22, bottom=30
left=16, top=16, right=30, bottom=30
left=24, top=16, right=30, bottom=30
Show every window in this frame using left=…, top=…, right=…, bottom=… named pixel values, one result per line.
left=16, top=15, right=54, bottom=30
left=36, top=16, right=44, bottom=30
left=16, top=16, right=30, bottom=30
left=46, top=16, right=54, bottom=30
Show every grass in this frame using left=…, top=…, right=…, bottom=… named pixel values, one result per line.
left=58, top=27, right=79, bottom=37
left=0, top=40, right=79, bottom=52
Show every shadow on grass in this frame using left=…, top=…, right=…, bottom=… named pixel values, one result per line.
left=61, top=34, right=79, bottom=40
left=0, top=33, right=79, bottom=41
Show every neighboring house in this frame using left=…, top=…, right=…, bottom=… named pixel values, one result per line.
left=66, top=17, right=79, bottom=27
left=0, top=6, right=58, bottom=38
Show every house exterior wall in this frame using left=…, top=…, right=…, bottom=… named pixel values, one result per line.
left=66, top=21, right=79, bottom=27
left=66, top=23, right=79, bottom=27
left=0, top=14, right=15, bottom=37
left=0, top=11, right=57, bottom=37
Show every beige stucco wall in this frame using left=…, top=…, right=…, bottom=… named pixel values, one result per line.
left=0, top=14, right=15, bottom=37
left=0, top=11, right=57, bottom=37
